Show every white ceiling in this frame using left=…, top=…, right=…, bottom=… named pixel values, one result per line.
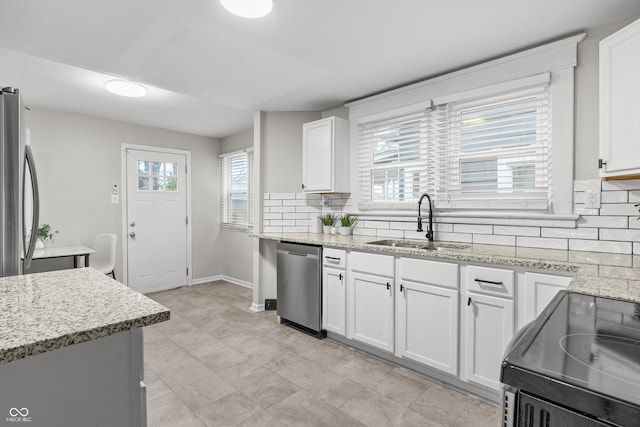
left=1, top=0, right=640, bottom=138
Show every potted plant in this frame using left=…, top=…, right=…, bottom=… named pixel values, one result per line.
left=338, top=213, right=358, bottom=236
left=36, top=224, right=59, bottom=248
left=318, top=213, right=338, bottom=234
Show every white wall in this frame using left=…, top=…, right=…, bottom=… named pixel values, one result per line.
left=26, top=107, right=221, bottom=281
left=219, top=128, right=254, bottom=284
left=262, top=111, right=321, bottom=193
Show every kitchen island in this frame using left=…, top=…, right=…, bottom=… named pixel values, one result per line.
left=0, top=268, right=170, bottom=427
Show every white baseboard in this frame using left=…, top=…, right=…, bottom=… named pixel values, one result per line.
left=250, top=303, right=265, bottom=312
left=192, top=275, right=253, bottom=289
left=191, top=275, right=219, bottom=285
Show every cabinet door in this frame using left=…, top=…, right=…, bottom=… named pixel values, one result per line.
left=463, top=293, right=514, bottom=390
left=397, top=280, right=458, bottom=375
left=523, top=272, right=571, bottom=324
left=323, top=267, right=346, bottom=335
left=347, top=271, right=394, bottom=352
left=302, top=118, right=333, bottom=192
left=600, top=18, right=640, bottom=177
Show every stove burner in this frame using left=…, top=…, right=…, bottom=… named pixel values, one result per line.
left=559, top=333, right=640, bottom=387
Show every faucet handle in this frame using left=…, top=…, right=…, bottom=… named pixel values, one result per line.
left=417, top=217, right=423, bottom=232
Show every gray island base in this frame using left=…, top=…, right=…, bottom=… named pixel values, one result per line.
left=0, top=268, right=170, bottom=427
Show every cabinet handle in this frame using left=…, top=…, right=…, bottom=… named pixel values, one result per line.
left=339, top=273, right=343, bottom=280
left=301, top=183, right=306, bottom=190
left=325, top=256, right=341, bottom=262
left=386, top=282, right=391, bottom=290
left=400, top=284, right=404, bottom=292
left=474, top=278, right=503, bottom=286
left=467, top=297, right=472, bottom=306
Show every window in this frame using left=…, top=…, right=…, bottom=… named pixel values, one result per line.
left=137, top=161, right=178, bottom=191
left=220, top=150, right=252, bottom=230
left=358, top=109, right=428, bottom=209
left=437, top=86, right=550, bottom=209
left=349, top=35, right=582, bottom=215
left=357, top=80, right=551, bottom=211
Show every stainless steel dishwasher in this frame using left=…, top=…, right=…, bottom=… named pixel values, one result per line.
left=276, top=241, right=323, bottom=336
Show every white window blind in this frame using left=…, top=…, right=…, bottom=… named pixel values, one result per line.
left=357, top=81, right=551, bottom=211
left=357, top=109, right=429, bottom=209
left=435, top=86, right=550, bottom=209
left=221, top=150, right=252, bottom=230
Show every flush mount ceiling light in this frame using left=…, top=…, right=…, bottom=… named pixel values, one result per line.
left=105, top=79, right=148, bottom=98
left=220, top=0, right=273, bottom=18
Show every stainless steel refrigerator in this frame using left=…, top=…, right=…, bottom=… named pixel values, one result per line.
left=0, top=87, right=39, bottom=277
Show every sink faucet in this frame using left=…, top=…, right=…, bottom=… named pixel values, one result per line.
left=417, top=193, right=434, bottom=242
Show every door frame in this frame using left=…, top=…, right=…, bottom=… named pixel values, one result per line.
left=120, top=143, right=193, bottom=288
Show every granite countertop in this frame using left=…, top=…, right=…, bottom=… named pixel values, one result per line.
left=0, top=268, right=170, bottom=364
left=255, top=232, right=640, bottom=303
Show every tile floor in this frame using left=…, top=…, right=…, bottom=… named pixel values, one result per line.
left=144, top=281, right=500, bottom=427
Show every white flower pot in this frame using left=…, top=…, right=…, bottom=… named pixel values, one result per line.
left=323, top=225, right=332, bottom=234
left=35, top=238, right=45, bottom=249
left=338, top=226, right=353, bottom=236
left=330, top=226, right=337, bottom=234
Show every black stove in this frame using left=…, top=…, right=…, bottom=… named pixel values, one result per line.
left=501, top=291, right=640, bottom=426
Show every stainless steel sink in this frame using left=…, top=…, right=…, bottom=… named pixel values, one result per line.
left=366, top=239, right=470, bottom=251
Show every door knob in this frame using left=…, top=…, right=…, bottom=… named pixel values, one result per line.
left=130, top=221, right=136, bottom=227
left=129, top=231, right=136, bottom=238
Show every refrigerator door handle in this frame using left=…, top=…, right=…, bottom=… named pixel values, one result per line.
left=22, top=144, right=39, bottom=268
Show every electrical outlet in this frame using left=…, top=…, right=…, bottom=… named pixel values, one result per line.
left=110, top=194, right=120, bottom=204
left=584, top=190, right=601, bottom=209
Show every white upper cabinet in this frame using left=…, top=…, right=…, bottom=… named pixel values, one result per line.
left=599, top=18, right=640, bottom=177
left=302, top=116, right=350, bottom=193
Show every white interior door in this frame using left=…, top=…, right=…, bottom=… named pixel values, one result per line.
left=126, top=148, right=188, bottom=293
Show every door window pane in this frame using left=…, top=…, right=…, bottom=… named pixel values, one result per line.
left=165, top=177, right=177, bottom=191
left=152, top=162, right=163, bottom=176
left=165, top=162, right=177, bottom=177
left=138, top=176, right=150, bottom=190
left=137, top=161, right=149, bottom=174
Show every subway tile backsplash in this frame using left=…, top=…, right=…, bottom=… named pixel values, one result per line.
left=263, top=179, right=640, bottom=255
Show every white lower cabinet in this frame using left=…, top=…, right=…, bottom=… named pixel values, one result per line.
left=463, top=265, right=515, bottom=391
left=348, top=271, right=395, bottom=352
left=328, top=247, right=574, bottom=396
left=322, top=267, right=346, bottom=335
left=347, top=251, right=395, bottom=352
left=396, top=280, right=459, bottom=375
left=396, top=257, right=459, bottom=375
left=322, top=248, right=347, bottom=336
left=463, top=292, right=514, bottom=390
left=522, top=272, right=572, bottom=325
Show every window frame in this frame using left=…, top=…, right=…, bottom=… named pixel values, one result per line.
left=347, top=34, right=582, bottom=216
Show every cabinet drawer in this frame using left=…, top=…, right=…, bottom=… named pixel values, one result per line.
left=323, top=248, right=346, bottom=269
left=350, top=251, right=394, bottom=277
left=466, top=265, right=514, bottom=298
left=400, top=257, right=459, bottom=289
